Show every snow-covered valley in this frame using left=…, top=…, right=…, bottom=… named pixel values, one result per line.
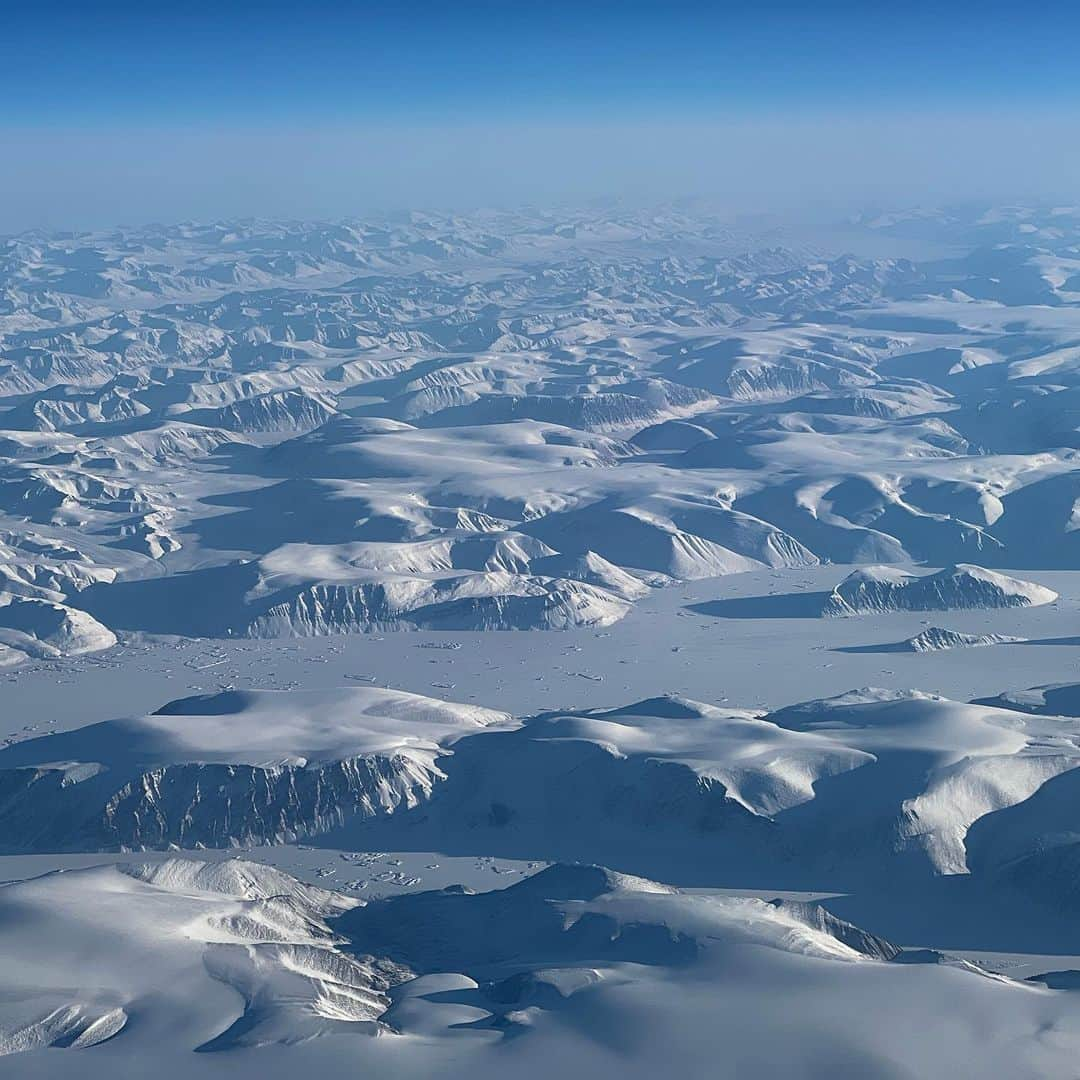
left=6, top=204, right=1080, bottom=1076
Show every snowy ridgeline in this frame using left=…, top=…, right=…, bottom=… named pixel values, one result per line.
left=2, top=854, right=1073, bottom=1076
left=821, top=564, right=1057, bottom=616
left=6, top=683, right=1080, bottom=890
left=10, top=676, right=1080, bottom=1075
left=902, top=626, right=1025, bottom=652
left=3, top=205, right=1080, bottom=658
left=7, top=206, right=1080, bottom=1076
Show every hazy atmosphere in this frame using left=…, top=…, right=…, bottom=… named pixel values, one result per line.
left=6, top=4, right=1080, bottom=1079
left=5, top=2, right=1080, bottom=228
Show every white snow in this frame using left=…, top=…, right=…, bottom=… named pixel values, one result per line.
left=6, top=203, right=1080, bottom=1076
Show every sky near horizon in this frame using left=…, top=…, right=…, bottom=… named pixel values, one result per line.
left=4, top=1, right=1080, bottom=230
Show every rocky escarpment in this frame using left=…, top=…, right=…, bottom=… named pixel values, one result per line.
left=246, top=574, right=630, bottom=635
left=0, top=687, right=507, bottom=852
left=903, top=627, right=1025, bottom=652
left=0, top=751, right=440, bottom=851
left=822, top=564, right=1057, bottom=616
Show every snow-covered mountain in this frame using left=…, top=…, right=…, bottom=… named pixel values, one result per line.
left=2, top=205, right=1080, bottom=653
left=6, top=203, right=1080, bottom=1077
left=822, top=564, right=1058, bottom=616
left=4, top=855, right=1079, bottom=1077
left=0, top=687, right=509, bottom=850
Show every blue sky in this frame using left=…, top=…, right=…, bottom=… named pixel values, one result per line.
left=3, top=2, right=1080, bottom=229
left=9, top=1, right=1080, bottom=124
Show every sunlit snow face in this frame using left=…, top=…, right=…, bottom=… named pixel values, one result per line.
left=5, top=195, right=1080, bottom=1078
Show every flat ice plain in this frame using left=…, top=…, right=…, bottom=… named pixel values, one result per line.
left=5, top=205, right=1080, bottom=1077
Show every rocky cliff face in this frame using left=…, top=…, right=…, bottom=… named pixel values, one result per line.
left=822, top=564, right=1057, bottom=616
left=0, top=752, right=441, bottom=851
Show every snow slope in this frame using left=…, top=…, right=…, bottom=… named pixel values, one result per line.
left=4, top=858, right=1080, bottom=1078
left=903, top=626, right=1026, bottom=652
